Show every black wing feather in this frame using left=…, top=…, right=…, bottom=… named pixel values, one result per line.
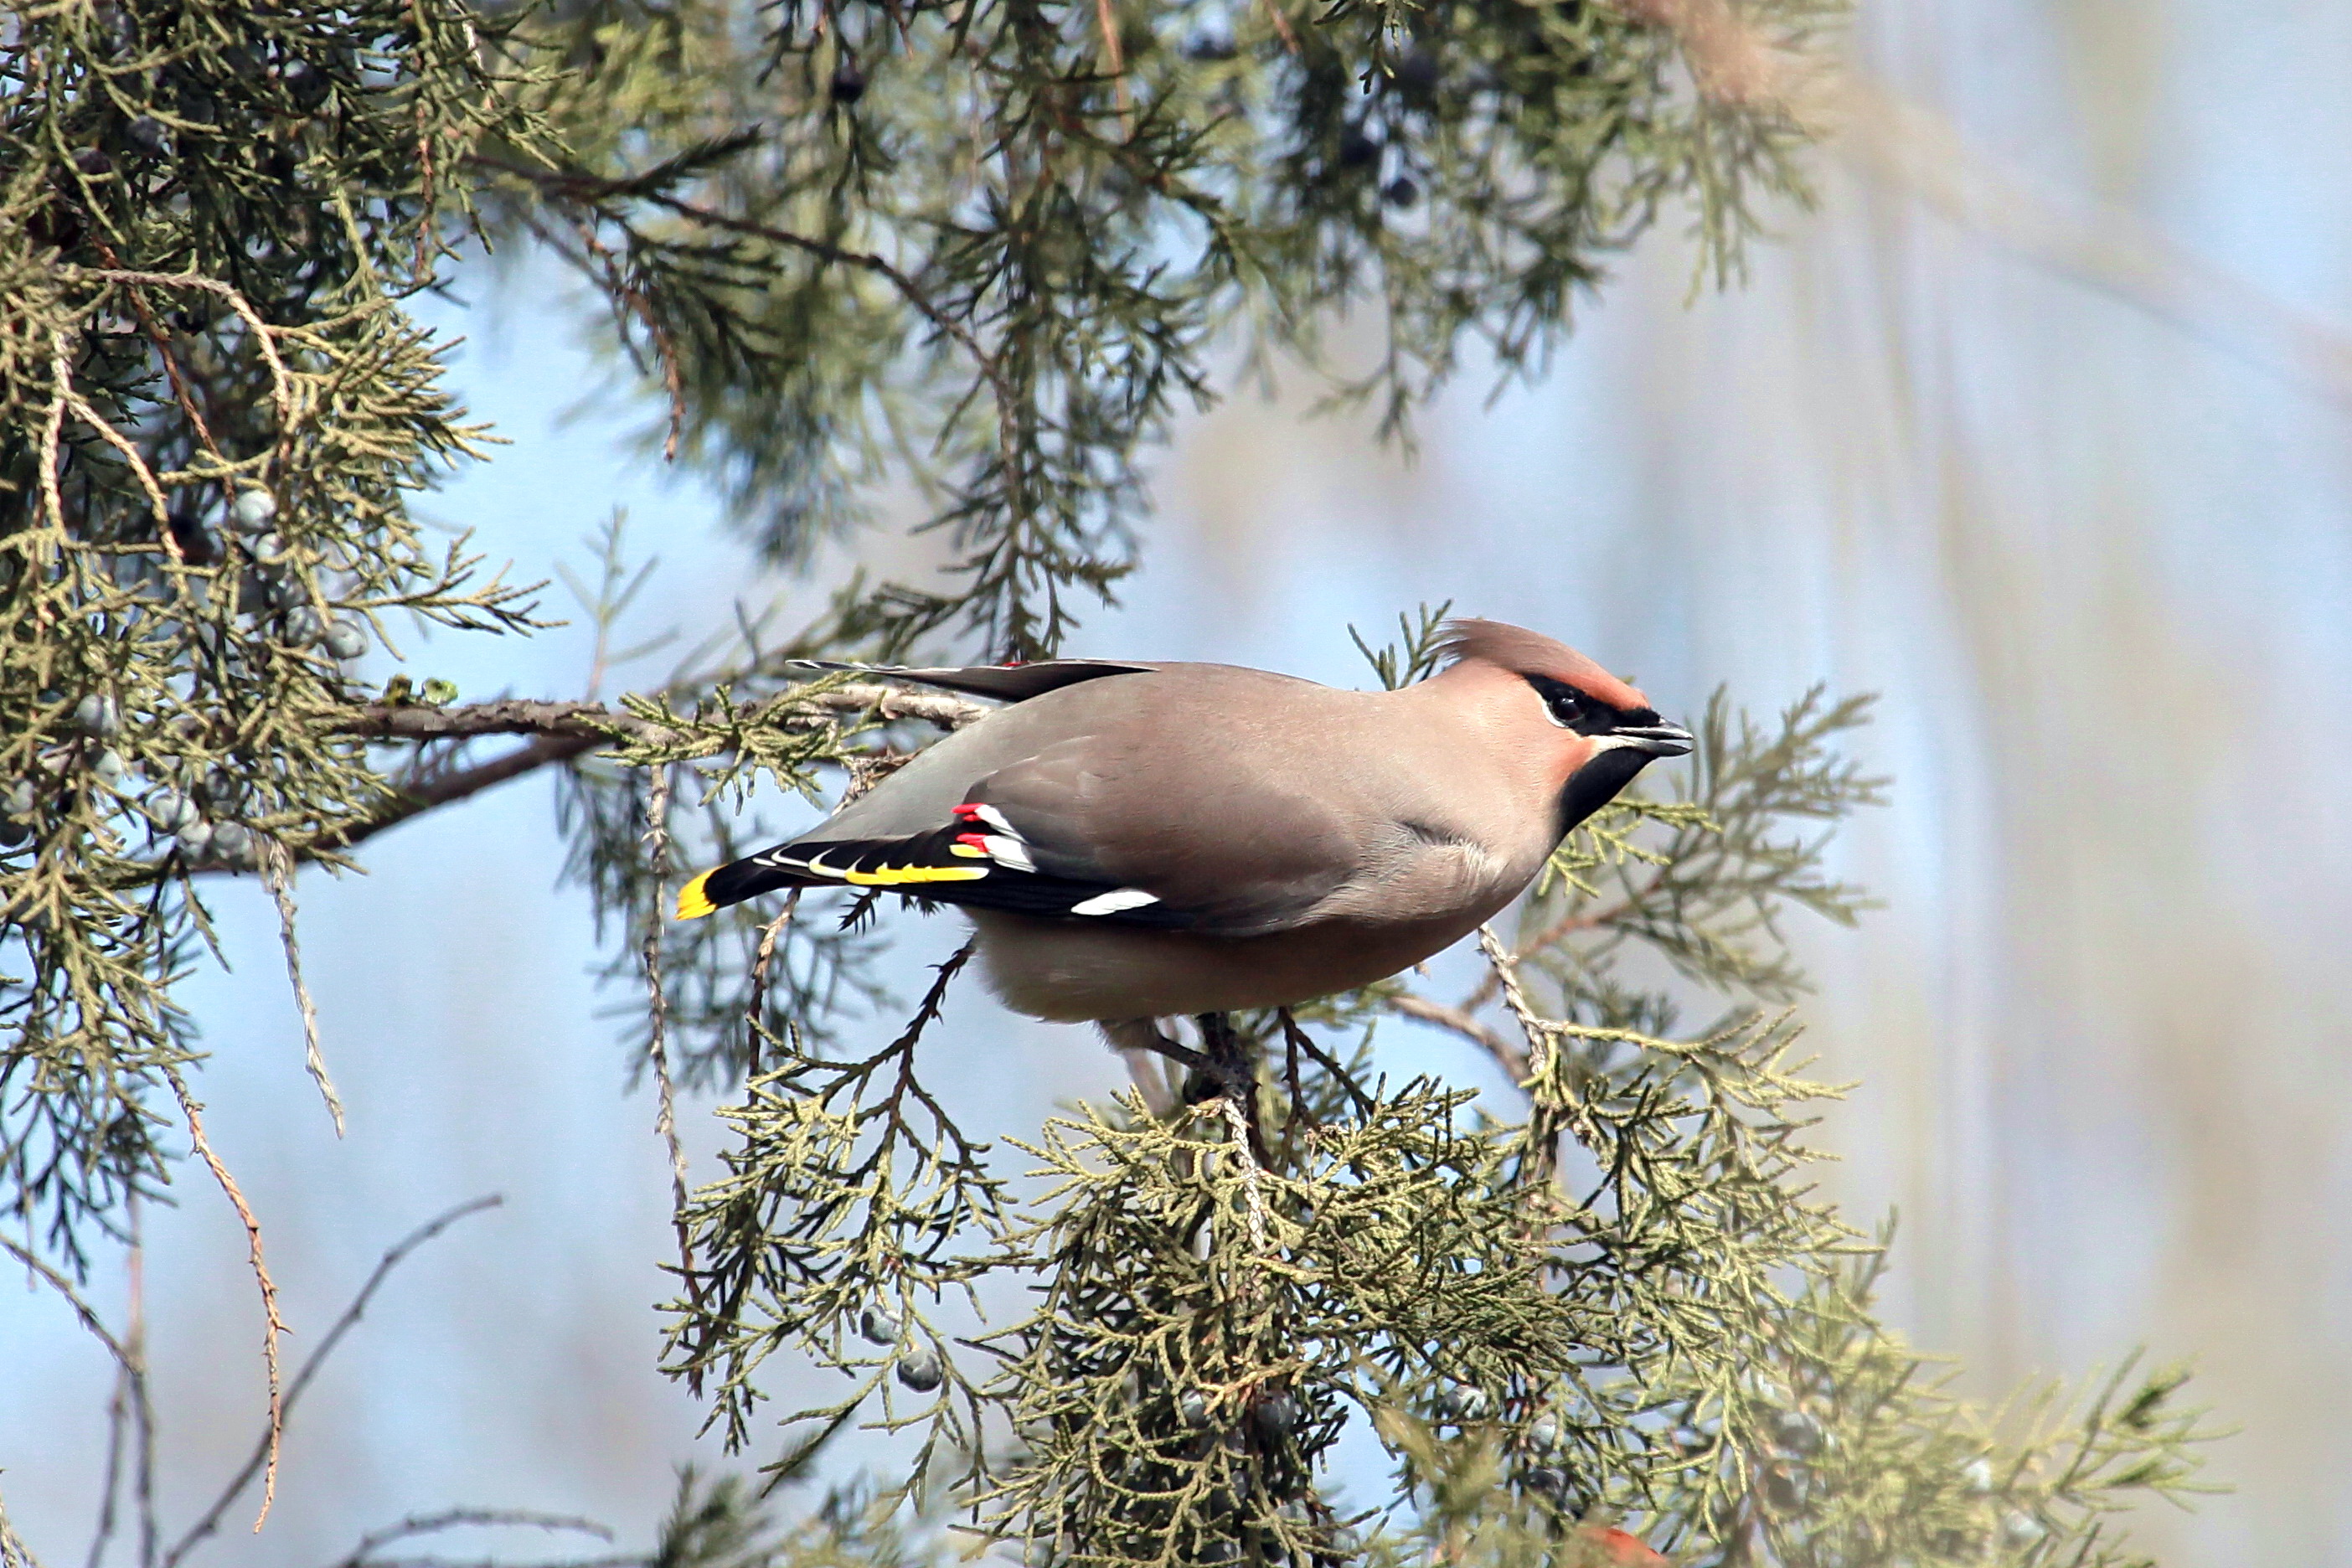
left=787, top=658, right=1154, bottom=704
left=693, top=820, right=1194, bottom=927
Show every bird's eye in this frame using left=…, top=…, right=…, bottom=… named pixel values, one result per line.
left=1527, top=675, right=1587, bottom=730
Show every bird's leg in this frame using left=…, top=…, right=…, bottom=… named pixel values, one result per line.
left=1099, top=1018, right=1191, bottom=1116
left=1101, top=1017, right=1227, bottom=1106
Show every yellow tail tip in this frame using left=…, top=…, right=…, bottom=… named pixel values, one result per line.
left=675, top=869, right=719, bottom=920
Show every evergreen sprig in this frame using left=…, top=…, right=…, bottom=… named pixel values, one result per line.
left=487, top=0, right=1835, bottom=657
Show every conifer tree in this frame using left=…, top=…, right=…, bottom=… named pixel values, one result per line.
left=1, top=1, right=2216, bottom=1565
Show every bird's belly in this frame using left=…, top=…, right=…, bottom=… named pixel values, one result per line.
left=967, top=905, right=1498, bottom=1022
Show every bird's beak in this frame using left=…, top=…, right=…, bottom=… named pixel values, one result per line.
left=1605, top=722, right=1695, bottom=758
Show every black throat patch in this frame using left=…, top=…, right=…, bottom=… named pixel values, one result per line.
left=1555, top=747, right=1654, bottom=838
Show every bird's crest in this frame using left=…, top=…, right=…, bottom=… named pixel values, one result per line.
left=1435, top=618, right=1650, bottom=712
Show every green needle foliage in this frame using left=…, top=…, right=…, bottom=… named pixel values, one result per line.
left=487, top=0, right=1838, bottom=654
left=0, top=2, right=2220, bottom=1565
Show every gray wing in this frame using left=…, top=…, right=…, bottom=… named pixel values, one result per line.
left=959, top=735, right=1360, bottom=932
left=771, top=667, right=1366, bottom=933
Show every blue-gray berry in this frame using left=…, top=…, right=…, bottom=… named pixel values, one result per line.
left=176, top=820, right=214, bottom=859
left=895, top=1349, right=944, bottom=1392
left=74, top=694, right=121, bottom=736
left=859, top=1306, right=901, bottom=1346
left=323, top=619, right=368, bottom=660
left=1774, top=1410, right=1824, bottom=1457
left=147, top=789, right=199, bottom=832
left=230, top=489, right=278, bottom=534
left=1254, top=1391, right=1299, bottom=1438
left=209, top=822, right=252, bottom=864
left=1523, top=1464, right=1570, bottom=1498
left=92, top=749, right=126, bottom=783
left=1435, top=1383, right=1492, bottom=1424
left=283, top=607, right=322, bottom=646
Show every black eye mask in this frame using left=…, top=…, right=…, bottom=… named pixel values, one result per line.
left=1525, top=673, right=1662, bottom=738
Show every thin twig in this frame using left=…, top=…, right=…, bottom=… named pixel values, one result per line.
left=744, top=892, right=801, bottom=1079
left=1210, top=1096, right=1270, bottom=1262
left=38, top=328, right=70, bottom=539
left=63, top=389, right=172, bottom=532
left=1275, top=1014, right=1376, bottom=1122
left=1094, top=0, right=1129, bottom=117
left=81, top=257, right=224, bottom=469
left=1456, top=864, right=1669, bottom=1014
left=641, top=770, right=700, bottom=1320
left=1277, top=1008, right=1312, bottom=1140
left=554, top=213, right=686, bottom=462
left=161, top=1065, right=284, bottom=1534
left=162, top=1196, right=505, bottom=1568
left=1261, top=0, right=1299, bottom=52
left=1387, top=991, right=1524, bottom=1082
left=173, top=682, right=985, bottom=873
left=87, top=1359, right=128, bottom=1568
left=261, top=838, right=343, bottom=1135
left=333, top=1508, right=612, bottom=1568
left=0, top=1234, right=137, bottom=1371
left=128, top=1195, right=155, bottom=1568
left=477, top=155, right=1033, bottom=532
left=1474, top=928, right=1602, bottom=1150
left=73, top=263, right=297, bottom=440
left=1476, top=926, right=1551, bottom=1085
left=478, top=158, right=1014, bottom=415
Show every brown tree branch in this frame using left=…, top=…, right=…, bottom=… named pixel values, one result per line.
left=1386, top=991, right=1526, bottom=1082
left=161, top=1065, right=284, bottom=1534
left=163, top=683, right=992, bottom=875
left=329, top=683, right=985, bottom=744
left=163, top=1196, right=506, bottom=1568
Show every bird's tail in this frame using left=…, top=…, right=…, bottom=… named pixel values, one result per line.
left=674, top=855, right=817, bottom=919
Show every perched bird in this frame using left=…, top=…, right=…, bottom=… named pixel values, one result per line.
left=675, top=620, right=1691, bottom=1032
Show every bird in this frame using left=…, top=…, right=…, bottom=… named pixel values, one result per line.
left=674, top=619, right=1692, bottom=1037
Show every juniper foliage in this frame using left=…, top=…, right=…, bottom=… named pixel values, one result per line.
left=0, top=0, right=2221, bottom=1565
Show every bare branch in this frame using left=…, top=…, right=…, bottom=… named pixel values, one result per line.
left=261, top=838, right=343, bottom=1135
left=641, top=770, right=699, bottom=1322
left=1385, top=991, right=1525, bottom=1083
left=172, top=682, right=993, bottom=871
left=333, top=1508, right=612, bottom=1568
left=332, top=683, right=984, bottom=745
left=159, top=1066, right=284, bottom=1535
left=0, top=1234, right=137, bottom=1373
left=743, top=892, right=802, bottom=1079
left=163, top=1196, right=506, bottom=1568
